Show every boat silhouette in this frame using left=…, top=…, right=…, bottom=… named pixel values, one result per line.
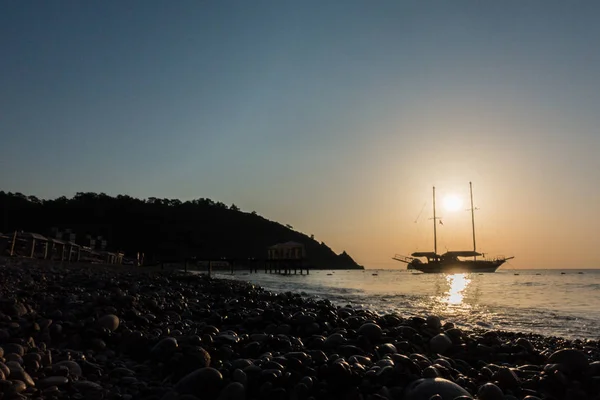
left=393, top=182, right=513, bottom=273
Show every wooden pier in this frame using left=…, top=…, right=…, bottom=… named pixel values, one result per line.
left=179, top=242, right=310, bottom=276
left=177, top=257, right=310, bottom=276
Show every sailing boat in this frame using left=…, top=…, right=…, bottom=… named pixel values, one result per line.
left=393, top=182, right=513, bottom=273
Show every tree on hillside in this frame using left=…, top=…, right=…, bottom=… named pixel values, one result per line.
left=0, top=191, right=363, bottom=269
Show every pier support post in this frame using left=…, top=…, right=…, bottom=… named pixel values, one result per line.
left=10, top=231, right=17, bottom=257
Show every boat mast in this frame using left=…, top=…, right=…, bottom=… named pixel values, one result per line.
left=433, top=186, right=437, bottom=256
left=469, top=182, right=477, bottom=261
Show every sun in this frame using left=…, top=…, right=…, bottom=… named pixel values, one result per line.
left=443, top=194, right=462, bottom=212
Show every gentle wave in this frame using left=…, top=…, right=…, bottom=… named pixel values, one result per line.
left=209, top=269, right=600, bottom=340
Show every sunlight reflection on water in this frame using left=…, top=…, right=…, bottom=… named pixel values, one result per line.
left=211, top=269, right=600, bottom=339
left=431, top=273, right=475, bottom=320
left=445, top=273, right=470, bottom=305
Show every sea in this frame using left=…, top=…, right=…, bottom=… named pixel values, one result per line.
left=208, top=268, right=600, bottom=341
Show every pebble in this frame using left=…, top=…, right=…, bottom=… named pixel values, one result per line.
left=12, top=369, right=35, bottom=387
left=151, top=337, right=179, bottom=361
left=493, top=367, right=520, bottom=390
left=73, top=380, right=103, bottom=391
left=547, top=348, right=589, bottom=374
left=8, top=380, right=27, bottom=394
left=97, top=314, right=120, bottom=331
left=217, top=382, right=245, bottom=400
left=54, top=360, right=83, bottom=376
left=430, top=334, right=453, bottom=354
left=38, top=376, right=69, bottom=388
left=403, top=378, right=472, bottom=400
left=3, top=343, right=25, bottom=356
left=426, top=315, right=442, bottom=331
left=358, top=323, right=383, bottom=342
left=477, top=383, right=504, bottom=400
left=0, top=259, right=599, bottom=400
left=175, top=367, right=224, bottom=398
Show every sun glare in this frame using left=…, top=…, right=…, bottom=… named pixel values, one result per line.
left=445, top=273, right=470, bottom=305
left=443, top=194, right=462, bottom=212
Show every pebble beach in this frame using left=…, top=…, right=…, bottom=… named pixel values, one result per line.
left=1, top=258, right=599, bottom=400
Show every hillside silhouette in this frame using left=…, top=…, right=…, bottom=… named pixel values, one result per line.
left=0, top=191, right=363, bottom=269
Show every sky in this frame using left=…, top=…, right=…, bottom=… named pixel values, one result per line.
left=1, top=1, right=599, bottom=269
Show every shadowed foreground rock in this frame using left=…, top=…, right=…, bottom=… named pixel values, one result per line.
left=1, top=258, right=600, bottom=400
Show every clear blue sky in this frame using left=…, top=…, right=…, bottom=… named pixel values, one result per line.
left=2, top=1, right=599, bottom=268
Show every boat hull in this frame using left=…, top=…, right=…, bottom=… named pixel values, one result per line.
left=410, top=259, right=506, bottom=273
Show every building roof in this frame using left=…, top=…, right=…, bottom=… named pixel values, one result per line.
left=18, top=232, right=48, bottom=241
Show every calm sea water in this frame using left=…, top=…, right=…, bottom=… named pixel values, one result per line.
left=208, top=269, right=600, bottom=340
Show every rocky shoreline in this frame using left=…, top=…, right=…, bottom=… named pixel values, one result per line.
left=1, top=258, right=599, bottom=400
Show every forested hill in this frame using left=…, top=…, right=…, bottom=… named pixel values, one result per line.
left=0, top=192, right=364, bottom=269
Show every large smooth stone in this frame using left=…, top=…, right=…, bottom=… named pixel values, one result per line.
left=590, top=361, right=600, bottom=376
left=3, top=344, right=24, bottom=357
left=97, top=314, right=120, bottom=331
left=324, top=333, right=346, bottom=348
left=151, top=337, right=179, bottom=362
left=426, top=315, right=442, bottom=331
left=217, top=382, right=245, bottom=400
left=174, top=347, right=212, bottom=381
left=403, top=378, right=472, bottom=400
left=54, top=360, right=83, bottom=377
left=8, top=380, right=27, bottom=394
left=73, top=381, right=102, bottom=392
left=175, top=367, right=224, bottom=399
left=0, top=361, right=9, bottom=377
left=430, top=334, right=453, bottom=354
left=493, top=367, right=520, bottom=389
left=477, top=383, right=503, bottom=400
left=358, top=323, right=383, bottom=342
left=6, top=302, right=28, bottom=318
left=38, top=376, right=69, bottom=388
left=548, top=348, right=589, bottom=374
left=515, top=338, right=534, bottom=352
left=12, top=370, right=35, bottom=387
left=7, top=361, right=24, bottom=373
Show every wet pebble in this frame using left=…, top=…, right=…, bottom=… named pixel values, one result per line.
left=358, top=323, right=383, bottom=342
left=403, top=378, right=472, bottom=400
left=547, top=348, right=589, bottom=374
left=477, top=383, right=504, bottom=400
left=38, top=376, right=69, bottom=388
left=430, top=334, right=453, bottom=354
left=175, top=367, right=224, bottom=399
left=97, top=314, right=120, bottom=331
